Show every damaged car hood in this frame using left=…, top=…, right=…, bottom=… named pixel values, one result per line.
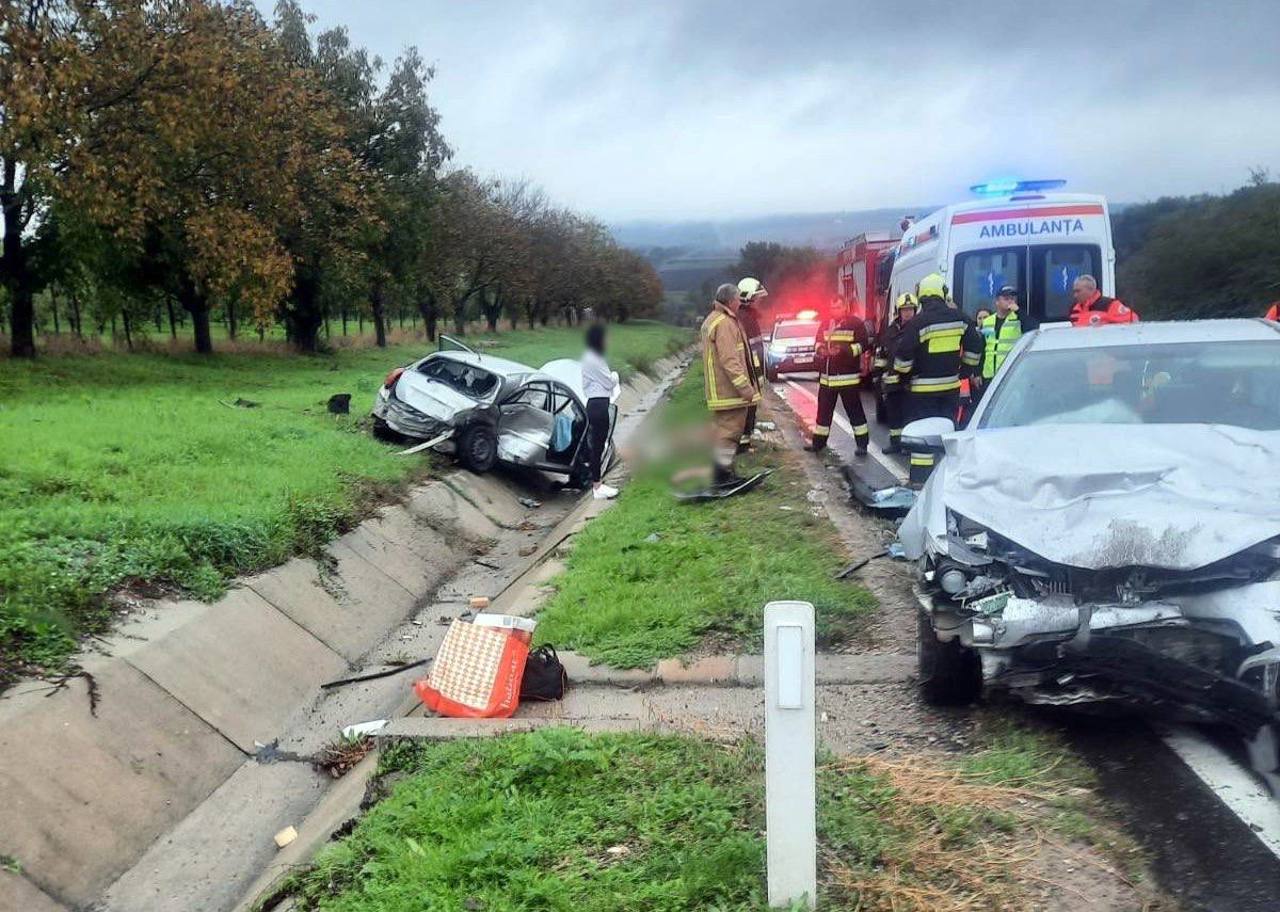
left=920, top=424, right=1280, bottom=571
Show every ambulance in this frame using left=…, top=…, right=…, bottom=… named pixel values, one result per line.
left=884, top=180, right=1116, bottom=328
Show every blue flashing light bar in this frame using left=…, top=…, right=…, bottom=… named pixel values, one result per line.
left=969, top=179, right=1067, bottom=195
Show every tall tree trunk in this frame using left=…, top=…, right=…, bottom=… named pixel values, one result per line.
left=226, top=297, right=237, bottom=341
left=50, top=288, right=60, bottom=335
left=370, top=281, right=388, bottom=348
left=179, top=282, right=214, bottom=354
left=121, top=310, right=134, bottom=351
left=165, top=296, right=178, bottom=339
left=71, top=293, right=83, bottom=338
left=2, top=160, right=36, bottom=357
left=284, top=274, right=323, bottom=353
left=341, top=306, right=348, bottom=336
left=153, top=305, right=162, bottom=333
left=416, top=291, right=439, bottom=342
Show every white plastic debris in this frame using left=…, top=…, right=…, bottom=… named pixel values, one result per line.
left=341, top=720, right=389, bottom=739
left=274, top=826, right=298, bottom=849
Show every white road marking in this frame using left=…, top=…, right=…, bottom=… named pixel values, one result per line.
left=783, top=379, right=908, bottom=484
left=1161, top=726, right=1280, bottom=860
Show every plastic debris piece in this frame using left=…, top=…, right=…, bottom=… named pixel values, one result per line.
left=469, top=596, right=491, bottom=610
left=341, top=720, right=389, bottom=739
left=274, top=826, right=298, bottom=849
left=644, top=532, right=661, bottom=543
left=518, top=497, right=543, bottom=508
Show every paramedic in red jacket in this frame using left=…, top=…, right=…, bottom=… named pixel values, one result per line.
left=1069, top=275, right=1138, bottom=326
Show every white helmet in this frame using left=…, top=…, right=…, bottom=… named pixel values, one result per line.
left=737, top=277, right=768, bottom=303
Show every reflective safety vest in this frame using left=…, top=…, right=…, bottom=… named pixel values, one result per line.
left=818, top=315, right=868, bottom=388
left=980, top=311, right=1022, bottom=379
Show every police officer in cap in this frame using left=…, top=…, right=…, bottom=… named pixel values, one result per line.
left=974, top=285, right=1022, bottom=405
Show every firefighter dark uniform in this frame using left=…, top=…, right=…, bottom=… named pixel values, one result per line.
left=810, top=312, right=870, bottom=454
left=736, top=300, right=765, bottom=448
left=1069, top=290, right=1138, bottom=326
left=893, top=279, right=984, bottom=484
left=874, top=294, right=916, bottom=453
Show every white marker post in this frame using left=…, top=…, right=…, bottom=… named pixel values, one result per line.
left=764, top=600, right=817, bottom=909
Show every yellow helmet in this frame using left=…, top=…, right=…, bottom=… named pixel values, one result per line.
left=895, top=292, right=917, bottom=315
left=917, top=273, right=946, bottom=300
left=737, top=277, right=768, bottom=302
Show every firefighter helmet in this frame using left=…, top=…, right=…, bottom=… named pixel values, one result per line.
left=895, top=292, right=917, bottom=315
left=917, top=273, right=946, bottom=300
left=737, top=277, right=768, bottom=302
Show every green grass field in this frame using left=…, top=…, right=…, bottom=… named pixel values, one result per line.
left=0, top=323, right=689, bottom=686
left=275, top=724, right=1122, bottom=912
left=533, top=360, right=876, bottom=667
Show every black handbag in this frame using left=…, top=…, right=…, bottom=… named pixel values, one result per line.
left=520, top=645, right=568, bottom=701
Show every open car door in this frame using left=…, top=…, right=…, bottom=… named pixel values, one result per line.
left=497, top=381, right=555, bottom=464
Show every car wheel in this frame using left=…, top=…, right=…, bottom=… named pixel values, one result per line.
left=458, top=423, right=498, bottom=473
left=917, top=606, right=981, bottom=705
left=372, top=417, right=398, bottom=442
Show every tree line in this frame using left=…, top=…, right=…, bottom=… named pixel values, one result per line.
left=0, top=0, right=663, bottom=358
left=1114, top=169, right=1280, bottom=319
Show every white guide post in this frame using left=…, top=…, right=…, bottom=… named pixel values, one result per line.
left=764, top=600, right=817, bottom=909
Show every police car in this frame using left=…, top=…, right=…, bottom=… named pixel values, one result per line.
left=765, top=311, right=822, bottom=381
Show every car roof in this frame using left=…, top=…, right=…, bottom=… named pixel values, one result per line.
left=1024, top=318, right=1280, bottom=352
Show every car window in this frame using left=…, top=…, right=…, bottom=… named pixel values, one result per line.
left=981, top=340, right=1280, bottom=430
left=418, top=358, right=499, bottom=398
left=508, top=383, right=551, bottom=411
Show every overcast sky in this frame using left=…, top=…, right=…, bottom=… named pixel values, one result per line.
left=287, top=0, right=1280, bottom=221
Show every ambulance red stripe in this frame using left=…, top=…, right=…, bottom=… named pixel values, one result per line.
left=951, top=204, right=1104, bottom=225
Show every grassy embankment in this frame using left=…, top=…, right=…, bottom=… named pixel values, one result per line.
left=533, top=358, right=876, bottom=666
left=274, top=723, right=1147, bottom=912
left=0, top=322, right=689, bottom=686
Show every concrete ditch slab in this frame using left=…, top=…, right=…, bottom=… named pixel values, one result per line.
left=101, top=760, right=328, bottom=912
left=442, top=470, right=529, bottom=529
left=517, top=688, right=647, bottom=721
left=0, top=659, right=242, bottom=907
left=0, top=871, right=69, bottom=912
left=123, top=590, right=347, bottom=754
left=333, top=523, right=445, bottom=598
left=245, top=550, right=416, bottom=663
left=405, top=480, right=499, bottom=544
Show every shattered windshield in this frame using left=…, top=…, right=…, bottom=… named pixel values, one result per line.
left=417, top=357, right=500, bottom=399
left=981, top=340, right=1280, bottom=431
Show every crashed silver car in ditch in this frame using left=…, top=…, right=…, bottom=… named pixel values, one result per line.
left=900, top=318, right=1280, bottom=734
left=372, top=337, right=617, bottom=485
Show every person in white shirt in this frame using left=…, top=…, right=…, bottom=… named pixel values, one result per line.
left=580, top=324, right=618, bottom=499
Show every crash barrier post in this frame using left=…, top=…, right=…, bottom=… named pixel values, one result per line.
left=764, top=600, right=817, bottom=909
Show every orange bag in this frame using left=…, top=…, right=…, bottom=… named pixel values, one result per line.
left=414, top=619, right=529, bottom=719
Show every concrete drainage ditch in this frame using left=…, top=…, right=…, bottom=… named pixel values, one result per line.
left=0, top=354, right=689, bottom=912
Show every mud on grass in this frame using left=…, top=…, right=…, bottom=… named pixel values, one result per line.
left=272, top=724, right=1155, bottom=912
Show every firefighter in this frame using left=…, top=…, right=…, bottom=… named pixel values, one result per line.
left=874, top=292, right=917, bottom=453
left=701, top=282, right=761, bottom=485
left=1069, top=275, right=1138, bottom=326
left=976, top=285, right=1022, bottom=402
left=806, top=294, right=870, bottom=455
left=736, top=277, right=768, bottom=450
left=893, top=273, right=984, bottom=484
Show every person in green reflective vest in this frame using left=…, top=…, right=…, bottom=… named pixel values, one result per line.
left=975, top=285, right=1022, bottom=405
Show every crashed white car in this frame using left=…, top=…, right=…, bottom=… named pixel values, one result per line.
left=900, top=319, right=1280, bottom=734
left=372, top=337, right=617, bottom=486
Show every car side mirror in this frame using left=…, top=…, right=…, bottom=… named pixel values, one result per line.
left=901, top=416, right=954, bottom=453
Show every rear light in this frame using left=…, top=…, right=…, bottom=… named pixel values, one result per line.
left=384, top=367, right=405, bottom=388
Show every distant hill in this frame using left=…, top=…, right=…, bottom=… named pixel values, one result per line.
left=612, top=207, right=935, bottom=293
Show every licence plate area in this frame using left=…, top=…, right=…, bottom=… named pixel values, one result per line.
left=792, top=353, right=814, bottom=364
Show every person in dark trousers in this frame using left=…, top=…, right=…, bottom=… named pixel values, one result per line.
left=807, top=294, right=871, bottom=455
left=580, top=324, right=618, bottom=500
left=893, top=273, right=984, bottom=485
left=875, top=292, right=917, bottom=453
left=735, top=277, right=768, bottom=451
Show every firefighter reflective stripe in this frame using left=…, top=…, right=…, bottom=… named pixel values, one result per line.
left=921, top=323, right=965, bottom=354
left=851, top=423, right=869, bottom=436
left=819, top=373, right=861, bottom=387
left=961, top=349, right=982, bottom=367
left=910, top=454, right=934, bottom=466
left=872, top=355, right=889, bottom=369
left=894, top=357, right=913, bottom=373
left=889, top=429, right=902, bottom=438
left=909, top=374, right=960, bottom=393
left=812, top=424, right=831, bottom=436
left=732, top=373, right=750, bottom=387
